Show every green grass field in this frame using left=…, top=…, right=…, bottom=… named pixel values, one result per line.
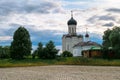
left=0, top=57, right=120, bottom=68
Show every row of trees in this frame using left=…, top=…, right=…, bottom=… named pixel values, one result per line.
left=102, top=26, right=120, bottom=58
left=10, top=27, right=61, bottom=59
left=2, top=26, right=120, bottom=59
left=0, top=26, right=73, bottom=60
left=32, top=45, right=73, bottom=59
left=33, top=41, right=59, bottom=59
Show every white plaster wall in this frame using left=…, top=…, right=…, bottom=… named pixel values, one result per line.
left=62, top=36, right=83, bottom=54
left=73, top=47, right=82, bottom=56
left=68, top=25, right=76, bottom=35
left=62, top=37, right=66, bottom=52
left=73, top=46, right=101, bottom=56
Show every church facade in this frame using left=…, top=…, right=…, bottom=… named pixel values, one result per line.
left=62, top=12, right=101, bottom=56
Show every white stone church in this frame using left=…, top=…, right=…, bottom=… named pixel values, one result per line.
left=62, top=12, right=101, bottom=56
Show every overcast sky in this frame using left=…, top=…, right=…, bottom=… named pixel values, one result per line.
left=0, top=0, right=120, bottom=50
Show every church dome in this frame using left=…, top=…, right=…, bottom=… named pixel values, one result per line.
left=67, top=17, right=77, bottom=25
left=85, top=33, right=89, bottom=37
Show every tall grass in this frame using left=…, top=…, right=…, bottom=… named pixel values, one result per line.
left=55, top=57, right=120, bottom=66
left=0, top=57, right=120, bottom=68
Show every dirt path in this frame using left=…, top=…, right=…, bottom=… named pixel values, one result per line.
left=0, top=65, right=120, bottom=80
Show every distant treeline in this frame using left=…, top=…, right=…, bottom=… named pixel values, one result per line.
left=0, top=26, right=60, bottom=60
left=1, top=26, right=120, bottom=60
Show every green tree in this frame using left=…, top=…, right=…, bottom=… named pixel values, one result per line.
left=102, top=29, right=112, bottom=49
left=102, top=26, right=120, bottom=58
left=10, top=26, right=32, bottom=59
left=102, top=29, right=112, bottom=59
left=0, top=46, right=10, bottom=59
left=109, top=27, right=120, bottom=58
left=37, top=42, right=44, bottom=58
left=43, top=41, right=59, bottom=59
left=32, top=50, right=38, bottom=59
left=61, top=51, right=73, bottom=57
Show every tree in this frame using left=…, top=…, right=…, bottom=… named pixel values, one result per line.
left=37, top=42, right=44, bottom=58
left=102, top=29, right=112, bottom=59
left=109, top=27, right=120, bottom=58
left=32, top=50, right=38, bottom=59
left=102, top=29, right=112, bottom=49
left=102, top=27, right=120, bottom=58
left=43, top=41, right=59, bottom=59
left=0, top=46, right=10, bottom=59
left=10, top=26, right=32, bottom=59
left=61, top=51, right=73, bottom=57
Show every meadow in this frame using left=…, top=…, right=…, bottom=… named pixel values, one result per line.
left=0, top=57, right=120, bottom=68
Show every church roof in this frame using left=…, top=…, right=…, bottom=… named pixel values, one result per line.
left=85, top=33, right=89, bottom=37
left=73, top=41, right=101, bottom=48
left=67, top=17, right=77, bottom=25
left=62, top=34, right=83, bottom=38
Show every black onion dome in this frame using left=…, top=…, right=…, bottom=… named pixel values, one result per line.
left=85, top=33, right=89, bottom=37
left=67, top=17, right=77, bottom=25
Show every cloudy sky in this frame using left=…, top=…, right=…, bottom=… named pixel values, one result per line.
left=0, top=0, right=120, bottom=51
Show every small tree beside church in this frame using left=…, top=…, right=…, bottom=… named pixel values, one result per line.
left=10, top=26, right=32, bottom=59
left=43, top=41, right=59, bottom=59
left=61, top=51, right=73, bottom=57
left=36, top=41, right=59, bottom=59
left=37, top=42, right=44, bottom=59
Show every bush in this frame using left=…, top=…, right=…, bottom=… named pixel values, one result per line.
left=0, top=46, right=10, bottom=59
left=61, top=51, right=73, bottom=57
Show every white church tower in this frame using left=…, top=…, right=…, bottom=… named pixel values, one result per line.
left=62, top=11, right=83, bottom=54
left=68, top=11, right=77, bottom=35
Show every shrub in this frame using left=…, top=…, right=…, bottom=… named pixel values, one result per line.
left=61, top=51, right=73, bottom=57
left=0, top=46, right=10, bottom=59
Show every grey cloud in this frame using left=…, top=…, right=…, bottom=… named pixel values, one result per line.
left=87, top=14, right=117, bottom=28
left=87, top=14, right=116, bottom=23
left=106, top=8, right=120, bottom=13
left=1, top=23, right=62, bottom=46
left=102, top=22, right=114, bottom=27
left=9, top=23, right=21, bottom=27
left=0, top=0, right=61, bottom=16
left=87, top=15, right=98, bottom=23
left=98, top=15, right=115, bottom=21
left=0, top=24, right=20, bottom=36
